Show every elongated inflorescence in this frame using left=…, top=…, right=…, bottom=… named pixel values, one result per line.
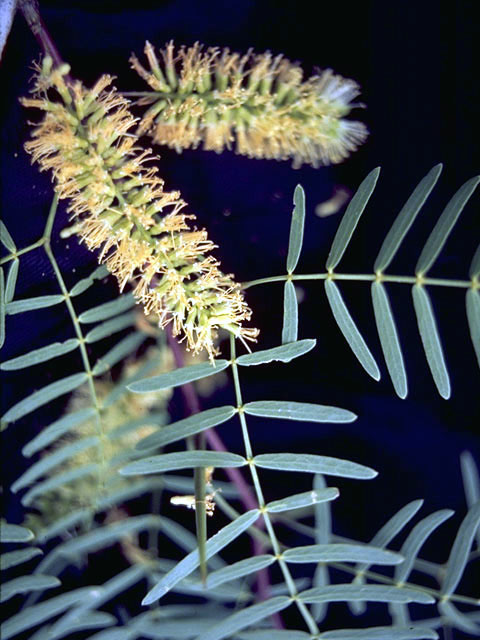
left=131, top=41, right=368, bottom=168
left=21, top=57, right=258, bottom=358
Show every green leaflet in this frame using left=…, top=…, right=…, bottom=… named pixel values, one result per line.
left=37, top=612, right=116, bottom=640
left=85, top=311, right=137, bottom=343
left=374, top=164, right=443, bottom=273
left=5, top=258, right=19, bottom=303
left=92, top=332, right=146, bottom=376
left=0, top=338, right=79, bottom=370
left=36, top=509, right=92, bottom=543
left=0, top=547, right=42, bottom=570
left=266, top=487, right=339, bottom=513
left=286, top=184, right=306, bottom=274
left=55, top=515, right=163, bottom=557
left=411, top=285, right=450, bottom=398
left=281, top=280, right=298, bottom=344
left=0, top=266, right=5, bottom=348
left=460, top=451, right=480, bottom=508
left=243, top=400, right=357, bottom=423
left=1, top=372, right=88, bottom=425
left=371, top=281, right=408, bottom=399
left=298, top=584, right=433, bottom=604
left=415, top=175, right=480, bottom=276
left=136, top=406, right=236, bottom=450
left=394, top=509, right=453, bottom=584
left=1, top=587, right=103, bottom=640
left=326, top=167, right=380, bottom=271
left=236, top=339, right=316, bottom=366
left=78, top=293, right=136, bottom=323
left=312, top=474, right=332, bottom=622
left=438, top=600, right=480, bottom=635
left=441, top=500, right=480, bottom=596
left=318, top=627, right=439, bottom=639
left=195, top=596, right=291, bottom=640
left=238, top=632, right=311, bottom=640
left=0, top=220, right=16, bottom=252
left=0, top=523, right=34, bottom=543
left=69, top=265, right=109, bottom=297
left=12, top=436, right=99, bottom=492
left=1, top=574, right=61, bottom=603
left=254, top=453, right=377, bottom=479
left=460, top=450, right=480, bottom=553
left=6, top=294, right=65, bottom=314
left=142, top=509, right=260, bottom=604
left=470, top=243, right=480, bottom=278
left=22, top=408, right=97, bottom=457
left=283, top=543, right=403, bottom=564
left=206, top=555, right=275, bottom=589
left=128, top=359, right=230, bottom=393
left=348, top=500, right=424, bottom=615
left=466, top=289, right=480, bottom=369
left=21, top=464, right=99, bottom=507
left=120, top=450, right=247, bottom=475
left=324, top=279, right=380, bottom=380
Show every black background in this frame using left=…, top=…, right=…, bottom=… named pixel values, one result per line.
left=1, top=1, right=479, bottom=636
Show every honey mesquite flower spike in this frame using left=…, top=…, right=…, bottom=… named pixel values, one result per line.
left=21, top=57, right=258, bottom=359
left=130, top=41, right=368, bottom=169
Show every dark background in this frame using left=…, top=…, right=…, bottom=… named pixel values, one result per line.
left=1, top=1, right=479, bottom=636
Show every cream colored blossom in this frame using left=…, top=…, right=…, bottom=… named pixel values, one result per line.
left=21, top=57, right=258, bottom=359
left=131, top=41, right=368, bottom=169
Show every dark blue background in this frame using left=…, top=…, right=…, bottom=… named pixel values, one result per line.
left=1, top=1, right=479, bottom=636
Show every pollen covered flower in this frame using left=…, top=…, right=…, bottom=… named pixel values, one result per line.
left=131, top=41, right=368, bottom=169
left=21, top=57, right=258, bottom=358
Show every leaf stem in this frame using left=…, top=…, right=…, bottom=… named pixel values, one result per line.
left=230, top=333, right=319, bottom=635
left=43, top=196, right=108, bottom=500
left=242, top=272, right=473, bottom=290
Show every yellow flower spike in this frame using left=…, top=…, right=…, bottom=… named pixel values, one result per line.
left=22, top=57, right=258, bottom=359
left=131, top=41, right=368, bottom=168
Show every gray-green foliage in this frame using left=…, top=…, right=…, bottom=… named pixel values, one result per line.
left=1, top=168, right=479, bottom=640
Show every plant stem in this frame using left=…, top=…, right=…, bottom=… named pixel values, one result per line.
left=18, top=0, right=65, bottom=69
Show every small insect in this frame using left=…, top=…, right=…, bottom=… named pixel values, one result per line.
left=170, top=466, right=219, bottom=516
left=170, top=493, right=218, bottom=517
